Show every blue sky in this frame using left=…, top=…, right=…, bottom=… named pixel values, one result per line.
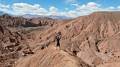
left=0, top=0, right=120, bottom=17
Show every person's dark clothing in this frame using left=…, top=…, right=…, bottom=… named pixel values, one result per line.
left=56, top=39, right=60, bottom=47
left=55, top=32, right=61, bottom=47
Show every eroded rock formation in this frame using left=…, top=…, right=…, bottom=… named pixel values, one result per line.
left=1, top=12, right=120, bottom=67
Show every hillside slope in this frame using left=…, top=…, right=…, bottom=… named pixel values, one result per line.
left=22, top=11, right=120, bottom=67
left=1, top=11, right=120, bottom=67
left=15, top=45, right=90, bottom=67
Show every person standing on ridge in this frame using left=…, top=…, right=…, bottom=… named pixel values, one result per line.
left=55, top=32, right=62, bottom=48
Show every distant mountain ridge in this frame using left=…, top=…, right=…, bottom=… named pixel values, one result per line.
left=0, top=11, right=72, bottom=20
left=48, top=15, right=72, bottom=20
left=22, top=14, right=72, bottom=19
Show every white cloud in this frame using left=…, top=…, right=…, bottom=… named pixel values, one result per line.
left=66, top=0, right=77, bottom=3
left=12, top=3, right=48, bottom=15
left=76, top=2, right=100, bottom=10
left=71, top=3, right=79, bottom=6
left=117, top=6, right=120, bottom=9
left=49, top=6, right=58, bottom=15
left=49, top=6, right=58, bottom=12
left=70, top=2, right=120, bottom=17
left=87, top=2, right=99, bottom=8
left=108, top=6, right=115, bottom=9
left=0, top=3, right=9, bottom=9
left=1, top=2, right=120, bottom=18
left=71, top=2, right=100, bottom=16
left=67, top=10, right=78, bottom=17
left=0, top=3, right=10, bottom=13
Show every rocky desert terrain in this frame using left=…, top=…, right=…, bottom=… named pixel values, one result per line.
left=0, top=11, right=120, bottom=67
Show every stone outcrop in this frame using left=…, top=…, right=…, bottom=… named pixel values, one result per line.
left=0, top=25, right=33, bottom=67
left=15, top=45, right=90, bottom=67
